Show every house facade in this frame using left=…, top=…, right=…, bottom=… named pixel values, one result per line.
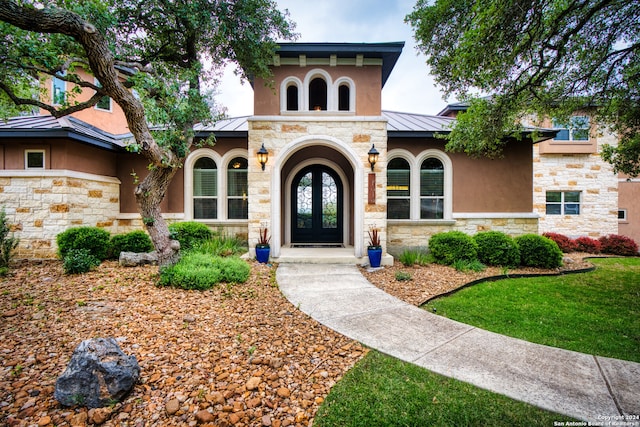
left=5, top=42, right=628, bottom=262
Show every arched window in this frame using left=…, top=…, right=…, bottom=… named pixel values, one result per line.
left=420, top=158, right=444, bottom=219
left=286, top=84, right=299, bottom=111
left=227, top=157, right=248, bottom=219
left=387, top=158, right=411, bottom=219
left=193, top=157, right=217, bottom=219
left=309, top=77, right=327, bottom=111
left=338, top=84, right=350, bottom=111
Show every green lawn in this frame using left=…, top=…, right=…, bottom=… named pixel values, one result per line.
left=314, top=351, right=577, bottom=427
left=424, top=257, right=640, bottom=363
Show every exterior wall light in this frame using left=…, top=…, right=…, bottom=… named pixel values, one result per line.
left=257, top=144, right=269, bottom=171
left=367, top=144, right=379, bottom=172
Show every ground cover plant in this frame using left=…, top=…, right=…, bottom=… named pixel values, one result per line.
left=424, top=258, right=640, bottom=363
left=314, top=350, right=577, bottom=427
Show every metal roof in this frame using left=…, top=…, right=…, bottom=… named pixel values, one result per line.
left=0, top=115, right=131, bottom=150
left=383, top=110, right=454, bottom=136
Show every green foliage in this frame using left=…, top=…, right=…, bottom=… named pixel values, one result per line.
left=514, top=234, right=563, bottom=269
left=63, top=248, right=101, bottom=274
left=473, top=231, right=520, bottom=267
left=598, top=234, right=639, bottom=256
left=452, top=259, right=486, bottom=272
left=407, top=1, right=640, bottom=175
left=193, top=234, right=247, bottom=257
left=158, top=252, right=249, bottom=290
left=168, top=222, right=213, bottom=251
left=109, top=230, right=153, bottom=259
left=428, top=231, right=478, bottom=265
left=395, top=271, right=412, bottom=281
left=399, top=249, right=419, bottom=266
left=56, top=227, right=110, bottom=261
left=0, top=208, right=19, bottom=269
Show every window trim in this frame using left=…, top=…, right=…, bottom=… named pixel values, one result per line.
left=223, top=150, right=249, bottom=220
left=618, top=209, right=627, bottom=221
left=545, top=191, right=582, bottom=215
left=280, top=77, right=303, bottom=112
left=387, top=149, right=453, bottom=221
left=386, top=154, right=412, bottom=219
left=52, top=74, right=66, bottom=106
left=25, top=149, right=45, bottom=170
left=552, top=116, right=590, bottom=142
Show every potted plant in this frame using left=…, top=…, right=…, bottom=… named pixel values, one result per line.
left=255, top=225, right=270, bottom=264
left=367, top=226, right=382, bottom=268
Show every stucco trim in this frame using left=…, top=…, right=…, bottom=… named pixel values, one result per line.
left=249, top=115, right=386, bottom=123
left=452, top=212, right=540, bottom=219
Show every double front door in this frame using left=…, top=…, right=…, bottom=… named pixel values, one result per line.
left=291, top=165, right=343, bottom=244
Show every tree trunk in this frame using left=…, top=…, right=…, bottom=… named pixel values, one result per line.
left=135, top=166, right=181, bottom=267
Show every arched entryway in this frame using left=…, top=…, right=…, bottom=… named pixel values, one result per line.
left=291, top=165, right=343, bottom=244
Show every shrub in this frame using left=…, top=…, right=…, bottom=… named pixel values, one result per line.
left=399, top=249, right=419, bottom=267
left=395, top=271, right=412, bottom=281
left=574, top=236, right=601, bottom=254
left=0, top=208, right=19, bottom=270
left=452, top=259, right=486, bottom=272
left=542, top=232, right=576, bottom=253
left=159, top=252, right=250, bottom=290
left=56, top=227, right=110, bottom=261
left=473, top=231, right=520, bottom=267
left=598, top=234, right=639, bottom=256
left=63, top=249, right=101, bottom=274
left=515, top=234, right=563, bottom=269
left=193, top=234, right=247, bottom=257
left=109, top=230, right=154, bottom=259
left=428, top=231, right=478, bottom=265
left=168, top=222, right=213, bottom=251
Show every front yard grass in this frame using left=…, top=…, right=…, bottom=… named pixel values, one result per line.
left=424, top=257, right=640, bottom=363
left=314, top=351, right=577, bottom=427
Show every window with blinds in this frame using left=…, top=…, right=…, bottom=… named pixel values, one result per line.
left=420, top=158, right=444, bottom=219
left=387, top=158, right=410, bottom=219
left=193, top=157, right=217, bottom=219
left=227, top=157, right=248, bottom=219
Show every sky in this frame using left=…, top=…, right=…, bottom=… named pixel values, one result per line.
left=216, top=0, right=454, bottom=118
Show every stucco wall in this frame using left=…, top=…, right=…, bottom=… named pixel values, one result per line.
left=618, top=178, right=640, bottom=244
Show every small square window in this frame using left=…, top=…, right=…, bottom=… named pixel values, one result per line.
left=553, top=116, right=590, bottom=141
left=25, top=150, right=45, bottom=169
left=546, top=191, right=581, bottom=215
left=618, top=209, right=627, bottom=221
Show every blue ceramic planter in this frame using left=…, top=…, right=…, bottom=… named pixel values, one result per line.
left=255, top=246, right=270, bottom=264
left=367, top=247, right=382, bottom=268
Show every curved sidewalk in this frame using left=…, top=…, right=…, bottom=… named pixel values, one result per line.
left=276, top=263, right=640, bottom=423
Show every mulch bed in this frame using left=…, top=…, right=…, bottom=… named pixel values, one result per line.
left=1, top=253, right=595, bottom=426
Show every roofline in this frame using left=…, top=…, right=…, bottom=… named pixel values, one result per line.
left=0, top=129, right=125, bottom=151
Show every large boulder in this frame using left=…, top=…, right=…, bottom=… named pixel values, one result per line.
left=54, top=338, right=140, bottom=408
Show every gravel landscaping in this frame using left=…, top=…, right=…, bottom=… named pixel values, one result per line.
left=1, top=254, right=593, bottom=426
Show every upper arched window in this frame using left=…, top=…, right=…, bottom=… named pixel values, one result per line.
left=286, top=84, right=299, bottom=111
left=387, top=158, right=410, bottom=219
left=420, top=158, right=444, bottom=219
left=338, top=84, right=350, bottom=111
left=227, top=157, right=248, bottom=219
left=193, top=157, right=217, bottom=219
left=309, top=77, right=327, bottom=111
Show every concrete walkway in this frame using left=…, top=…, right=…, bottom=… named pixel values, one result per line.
left=276, top=264, right=640, bottom=423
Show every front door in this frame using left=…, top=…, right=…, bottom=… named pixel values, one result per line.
left=291, top=165, right=343, bottom=244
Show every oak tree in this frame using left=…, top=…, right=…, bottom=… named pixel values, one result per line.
left=407, top=0, right=640, bottom=176
left=0, top=0, right=295, bottom=265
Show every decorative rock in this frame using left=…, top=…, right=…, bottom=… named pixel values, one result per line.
left=246, top=377, right=261, bottom=391
left=37, top=416, right=52, bottom=426
left=165, top=399, right=180, bottom=415
left=88, top=407, right=112, bottom=425
left=54, top=338, right=140, bottom=408
left=276, top=387, right=290, bottom=398
left=195, top=409, right=215, bottom=424
left=118, top=251, right=158, bottom=267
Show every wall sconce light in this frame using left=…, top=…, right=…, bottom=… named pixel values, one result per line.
left=367, top=144, right=379, bottom=172
left=257, top=143, right=269, bottom=171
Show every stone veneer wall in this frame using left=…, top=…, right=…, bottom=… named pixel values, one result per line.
left=387, top=216, right=538, bottom=255
left=247, top=117, right=388, bottom=256
left=533, top=134, right=618, bottom=238
left=0, top=170, right=122, bottom=258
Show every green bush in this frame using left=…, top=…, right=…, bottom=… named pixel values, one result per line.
left=453, top=259, right=486, bottom=272
left=515, top=234, right=563, bottom=269
left=63, top=248, right=101, bottom=274
left=473, top=231, right=520, bottom=267
left=192, top=234, right=247, bottom=257
left=395, top=271, right=413, bottom=281
left=428, top=231, right=478, bottom=265
left=159, top=252, right=250, bottom=290
left=56, top=227, right=110, bottom=261
left=0, top=208, right=19, bottom=270
left=168, top=222, right=213, bottom=251
left=109, top=230, right=154, bottom=259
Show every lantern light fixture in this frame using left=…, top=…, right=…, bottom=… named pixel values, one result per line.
left=367, top=144, right=379, bottom=172
left=257, top=144, right=269, bottom=171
